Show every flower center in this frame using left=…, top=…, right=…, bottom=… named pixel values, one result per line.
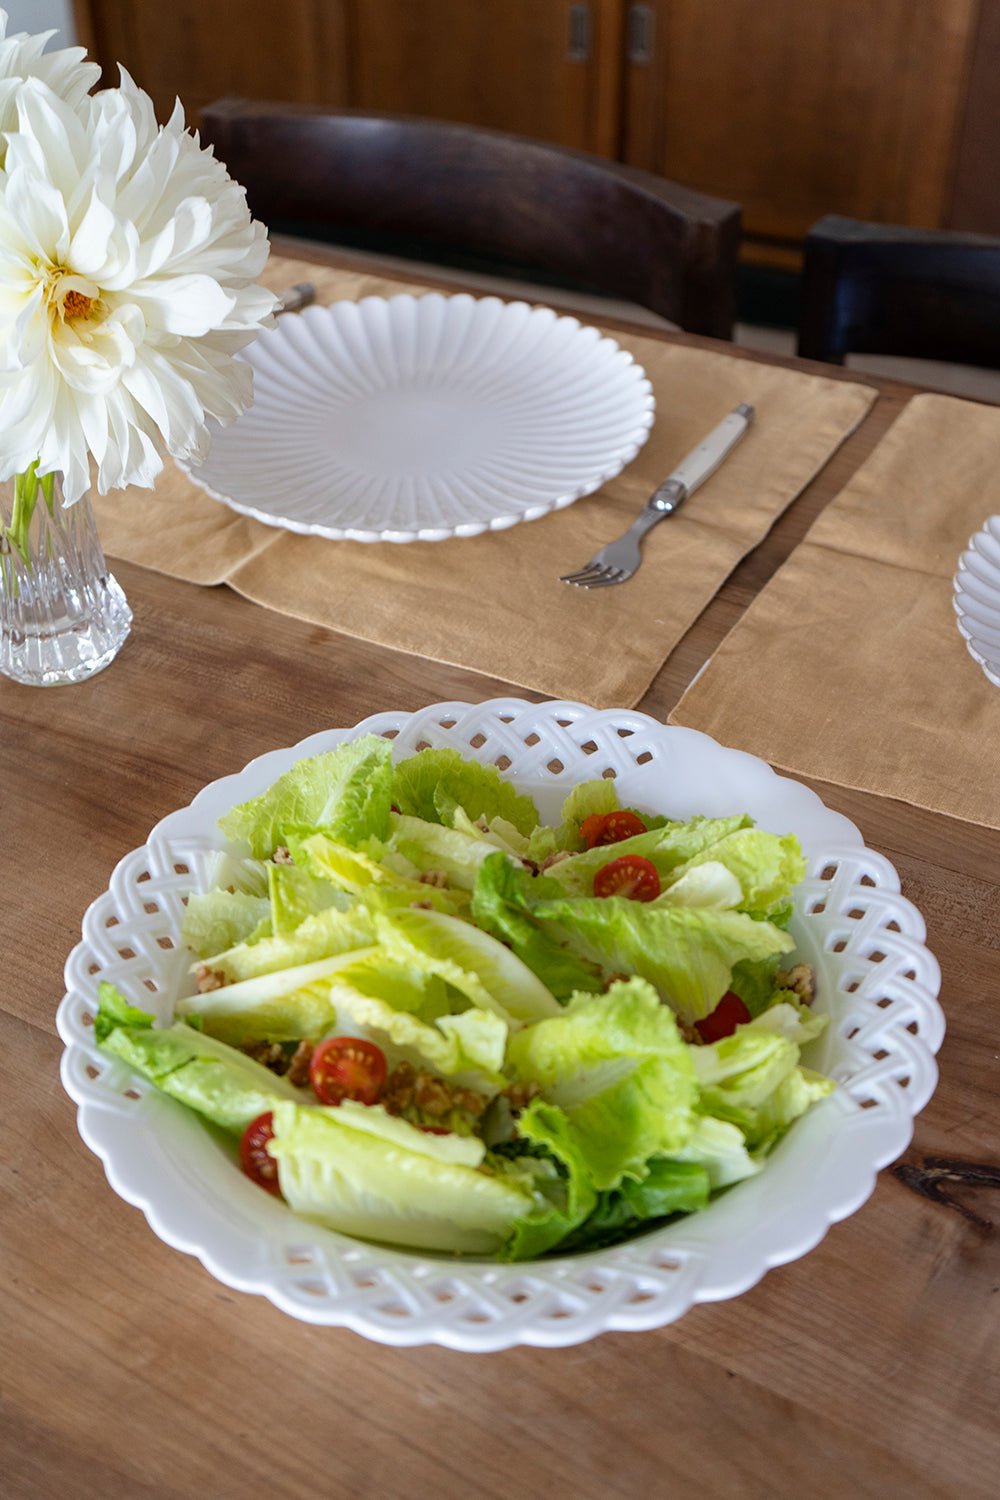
left=43, top=267, right=103, bottom=327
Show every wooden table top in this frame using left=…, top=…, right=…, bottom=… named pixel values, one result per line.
left=4, top=243, right=998, bottom=1500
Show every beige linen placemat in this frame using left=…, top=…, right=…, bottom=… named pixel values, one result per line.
left=670, top=393, right=1000, bottom=827
left=94, top=252, right=876, bottom=706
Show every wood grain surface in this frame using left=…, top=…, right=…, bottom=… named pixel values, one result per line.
left=3, top=244, right=998, bottom=1500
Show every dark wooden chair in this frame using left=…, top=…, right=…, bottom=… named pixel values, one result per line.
left=798, top=214, right=1000, bottom=368
left=201, top=98, right=742, bottom=339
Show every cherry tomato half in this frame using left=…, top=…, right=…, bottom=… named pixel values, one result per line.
left=240, top=1111, right=282, bottom=1195
left=580, top=810, right=648, bottom=849
left=593, top=854, right=661, bottom=902
left=310, top=1036, right=387, bottom=1106
left=695, top=992, right=752, bottom=1043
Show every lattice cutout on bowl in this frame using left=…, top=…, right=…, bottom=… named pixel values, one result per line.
left=57, top=698, right=944, bottom=1351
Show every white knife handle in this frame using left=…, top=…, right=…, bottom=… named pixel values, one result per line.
left=649, top=403, right=754, bottom=514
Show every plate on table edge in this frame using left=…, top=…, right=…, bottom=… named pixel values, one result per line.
left=953, top=514, right=1000, bottom=688
left=180, top=294, right=656, bottom=543
left=57, top=698, right=944, bottom=1352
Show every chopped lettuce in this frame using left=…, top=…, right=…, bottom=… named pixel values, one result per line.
left=96, top=982, right=299, bottom=1130
left=267, top=863, right=345, bottom=935
left=664, top=829, right=807, bottom=919
left=207, top=905, right=377, bottom=983
left=175, top=951, right=374, bottom=1042
left=542, top=814, right=754, bottom=896
left=558, top=1158, right=711, bottom=1253
left=182, top=890, right=273, bottom=957
left=218, top=735, right=394, bottom=857
left=268, top=1101, right=535, bottom=1254
left=290, top=832, right=466, bottom=914
left=388, top=813, right=507, bottom=891
left=392, top=747, right=539, bottom=836
left=506, top=978, right=697, bottom=1188
left=528, top=894, right=794, bottom=1023
left=690, top=1023, right=834, bottom=1149
left=471, top=854, right=603, bottom=1001
left=373, top=906, right=560, bottom=1024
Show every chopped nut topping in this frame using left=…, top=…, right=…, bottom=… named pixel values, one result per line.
left=418, top=869, right=449, bottom=888
left=776, top=963, right=816, bottom=1005
left=286, top=1039, right=314, bottom=1088
left=240, top=1039, right=287, bottom=1073
left=272, top=845, right=294, bottom=865
left=413, top=1073, right=453, bottom=1117
left=502, top=1080, right=540, bottom=1113
left=382, top=1061, right=489, bottom=1123
left=194, top=964, right=227, bottom=993
left=541, top=850, right=571, bottom=871
left=677, top=1016, right=701, bottom=1045
left=411, top=899, right=435, bottom=910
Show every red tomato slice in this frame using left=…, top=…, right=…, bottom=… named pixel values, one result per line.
left=580, top=810, right=648, bottom=849
left=695, top=992, right=752, bottom=1043
left=240, top=1111, right=282, bottom=1195
left=310, top=1036, right=387, bottom=1106
left=593, top=854, right=661, bottom=901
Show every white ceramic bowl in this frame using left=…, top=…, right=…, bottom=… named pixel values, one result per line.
left=954, top=514, right=1000, bottom=688
left=184, top=295, right=655, bottom=543
left=57, top=700, right=943, bottom=1351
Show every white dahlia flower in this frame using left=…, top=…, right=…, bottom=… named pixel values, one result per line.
left=0, top=69, right=277, bottom=503
left=0, top=7, right=100, bottom=138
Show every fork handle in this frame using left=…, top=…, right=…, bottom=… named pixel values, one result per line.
left=625, top=478, right=688, bottom=542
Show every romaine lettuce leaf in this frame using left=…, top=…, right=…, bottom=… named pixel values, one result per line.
left=388, top=813, right=508, bottom=891
left=373, top=906, right=560, bottom=1023
left=268, top=1101, right=535, bottom=1254
left=290, top=832, right=466, bottom=914
left=690, top=1023, right=833, bottom=1148
left=506, top=978, right=697, bottom=1188
left=175, top=951, right=375, bottom=1042
left=96, top=983, right=299, bottom=1130
left=543, top=814, right=754, bottom=896
left=327, top=954, right=508, bottom=1080
left=471, top=853, right=603, bottom=1001
left=665, top=829, right=807, bottom=918
left=499, top=1100, right=598, bottom=1260
left=218, top=735, right=394, bottom=857
left=392, top=747, right=539, bottom=836
left=558, top=1157, right=711, bottom=1252
left=267, top=863, right=345, bottom=935
left=529, top=895, right=794, bottom=1023
left=668, top=1115, right=761, bottom=1188
left=207, top=905, right=377, bottom=983
left=654, top=861, right=743, bottom=910
left=181, top=890, right=273, bottom=958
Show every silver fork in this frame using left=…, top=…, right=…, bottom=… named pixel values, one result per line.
left=561, top=403, right=754, bottom=588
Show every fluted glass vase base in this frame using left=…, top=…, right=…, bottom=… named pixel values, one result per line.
left=1, top=477, right=132, bottom=688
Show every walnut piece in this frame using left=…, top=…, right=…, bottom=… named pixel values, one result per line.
left=775, top=963, right=816, bottom=1005
left=418, top=869, right=449, bottom=888
left=286, top=1040, right=314, bottom=1088
left=272, top=846, right=294, bottom=865
left=194, top=964, right=227, bottom=993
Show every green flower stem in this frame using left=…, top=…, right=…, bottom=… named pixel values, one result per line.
left=2, top=461, right=54, bottom=564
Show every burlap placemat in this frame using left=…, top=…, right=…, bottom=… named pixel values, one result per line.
left=670, top=393, right=1000, bottom=827
left=94, top=252, right=876, bottom=706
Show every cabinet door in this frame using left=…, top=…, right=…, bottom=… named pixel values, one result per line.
left=624, top=0, right=978, bottom=242
left=351, top=0, right=624, bottom=156
left=77, top=1, right=351, bottom=124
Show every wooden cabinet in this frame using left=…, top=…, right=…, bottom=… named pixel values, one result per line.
left=75, top=0, right=1000, bottom=258
left=623, top=0, right=981, bottom=258
left=75, top=0, right=352, bottom=123
left=351, top=0, right=623, bottom=157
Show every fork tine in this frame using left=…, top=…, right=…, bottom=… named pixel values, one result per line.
left=582, top=567, right=630, bottom=588
left=560, top=565, right=606, bottom=584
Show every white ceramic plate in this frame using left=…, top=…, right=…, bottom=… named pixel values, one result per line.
left=184, top=295, right=655, bottom=543
left=953, top=514, right=1000, bottom=688
left=57, top=699, right=943, bottom=1351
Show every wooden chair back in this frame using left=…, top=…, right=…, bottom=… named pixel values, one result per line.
left=798, top=214, right=1000, bottom=368
left=201, top=98, right=741, bottom=339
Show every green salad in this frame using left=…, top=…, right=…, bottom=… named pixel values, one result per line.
left=96, top=735, right=833, bottom=1259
